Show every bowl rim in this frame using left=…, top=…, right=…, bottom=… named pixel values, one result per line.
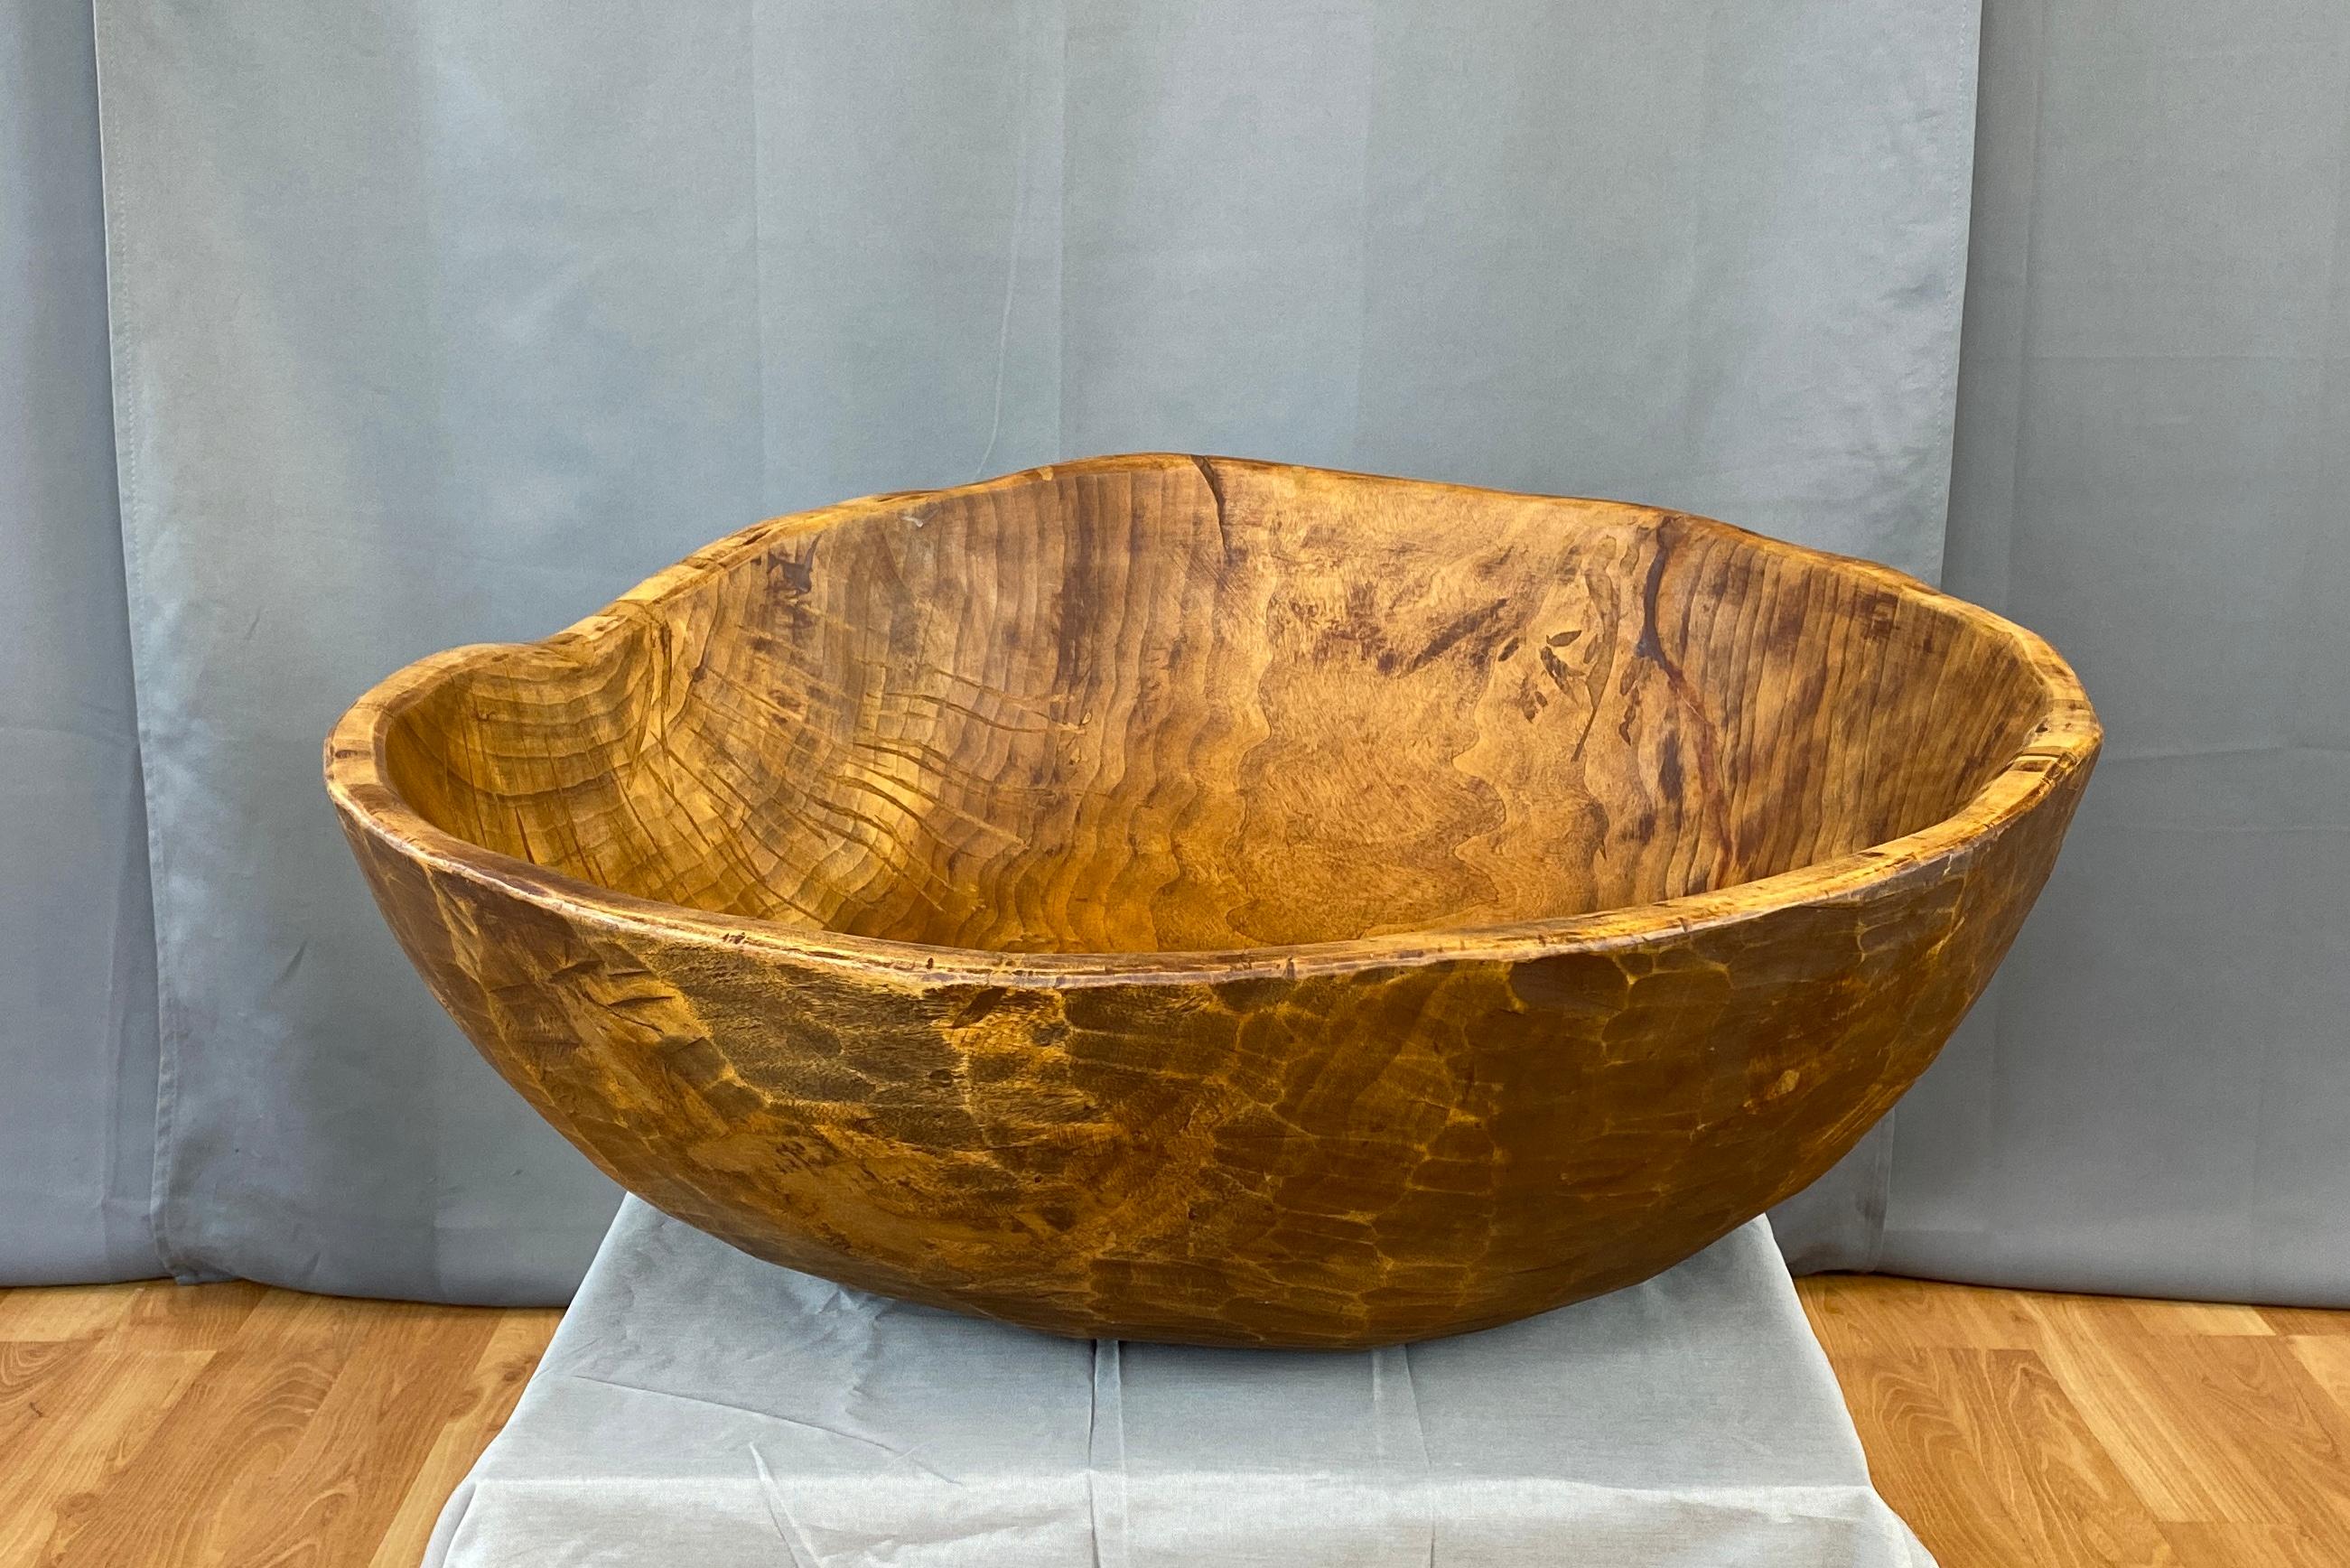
left=324, top=453, right=2101, bottom=988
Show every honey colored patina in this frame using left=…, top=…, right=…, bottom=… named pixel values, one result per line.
left=326, top=455, right=2098, bottom=1349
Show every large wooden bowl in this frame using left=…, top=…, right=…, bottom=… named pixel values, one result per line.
left=327, top=455, right=2096, bottom=1348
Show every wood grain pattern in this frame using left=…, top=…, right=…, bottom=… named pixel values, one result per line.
left=44, top=1293, right=371, bottom=1565
left=1799, top=1275, right=2350, bottom=1567
left=0, top=1345, right=212, bottom=1565
left=362, top=1314, right=561, bottom=1568
left=2038, top=1322, right=2350, bottom=1530
left=3, top=1277, right=2345, bottom=1566
left=326, top=453, right=2099, bottom=1347
left=0, top=1281, right=560, bottom=1568
left=1826, top=1347, right=2171, bottom=1565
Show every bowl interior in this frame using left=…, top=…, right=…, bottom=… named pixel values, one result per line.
left=378, top=458, right=2055, bottom=954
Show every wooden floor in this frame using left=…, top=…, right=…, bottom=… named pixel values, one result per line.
left=1799, top=1274, right=2350, bottom=1566
left=0, top=1274, right=2344, bottom=1565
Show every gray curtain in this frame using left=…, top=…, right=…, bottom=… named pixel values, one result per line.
left=1778, top=0, right=2350, bottom=1307
left=2, top=0, right=2339, bottom=1308
left=0, top=0, right=162, bottom=1284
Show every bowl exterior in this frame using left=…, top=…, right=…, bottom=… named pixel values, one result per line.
left=331, top=742, right=2090, bottom=1349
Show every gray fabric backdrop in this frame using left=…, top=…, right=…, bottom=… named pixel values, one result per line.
left=77, top=0, right=1982, bottom=1302
left=0, top=0, right=162, bottom=1285
left=1778, top=0, right=2350, bottom=1306
left=2, top=0, right=2341, bottom=1307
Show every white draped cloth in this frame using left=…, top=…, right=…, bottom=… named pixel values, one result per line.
left=426, top=1199, right=1932, bottom=1566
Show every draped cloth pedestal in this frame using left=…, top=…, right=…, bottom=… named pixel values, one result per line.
left=425, top=1199, right=1932, bottom=1566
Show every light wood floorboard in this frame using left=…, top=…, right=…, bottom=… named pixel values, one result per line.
left=1800, top=1274, right=2350, bottom=1565
left=0, top=1274, right=2340, bottom=1564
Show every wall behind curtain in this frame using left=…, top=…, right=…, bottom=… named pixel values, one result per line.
left=77, top=0, right=1980, bottom=1300
left=1784, top=0, right=2350, bottom=1305
left=0, top=0, right=162, bottom=1283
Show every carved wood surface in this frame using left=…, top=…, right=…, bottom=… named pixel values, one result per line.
left=326, top=454, right=2098, bottom=1348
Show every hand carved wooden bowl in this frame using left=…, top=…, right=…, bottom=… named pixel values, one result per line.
left=327, top=454, right=2097, bottom=1349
